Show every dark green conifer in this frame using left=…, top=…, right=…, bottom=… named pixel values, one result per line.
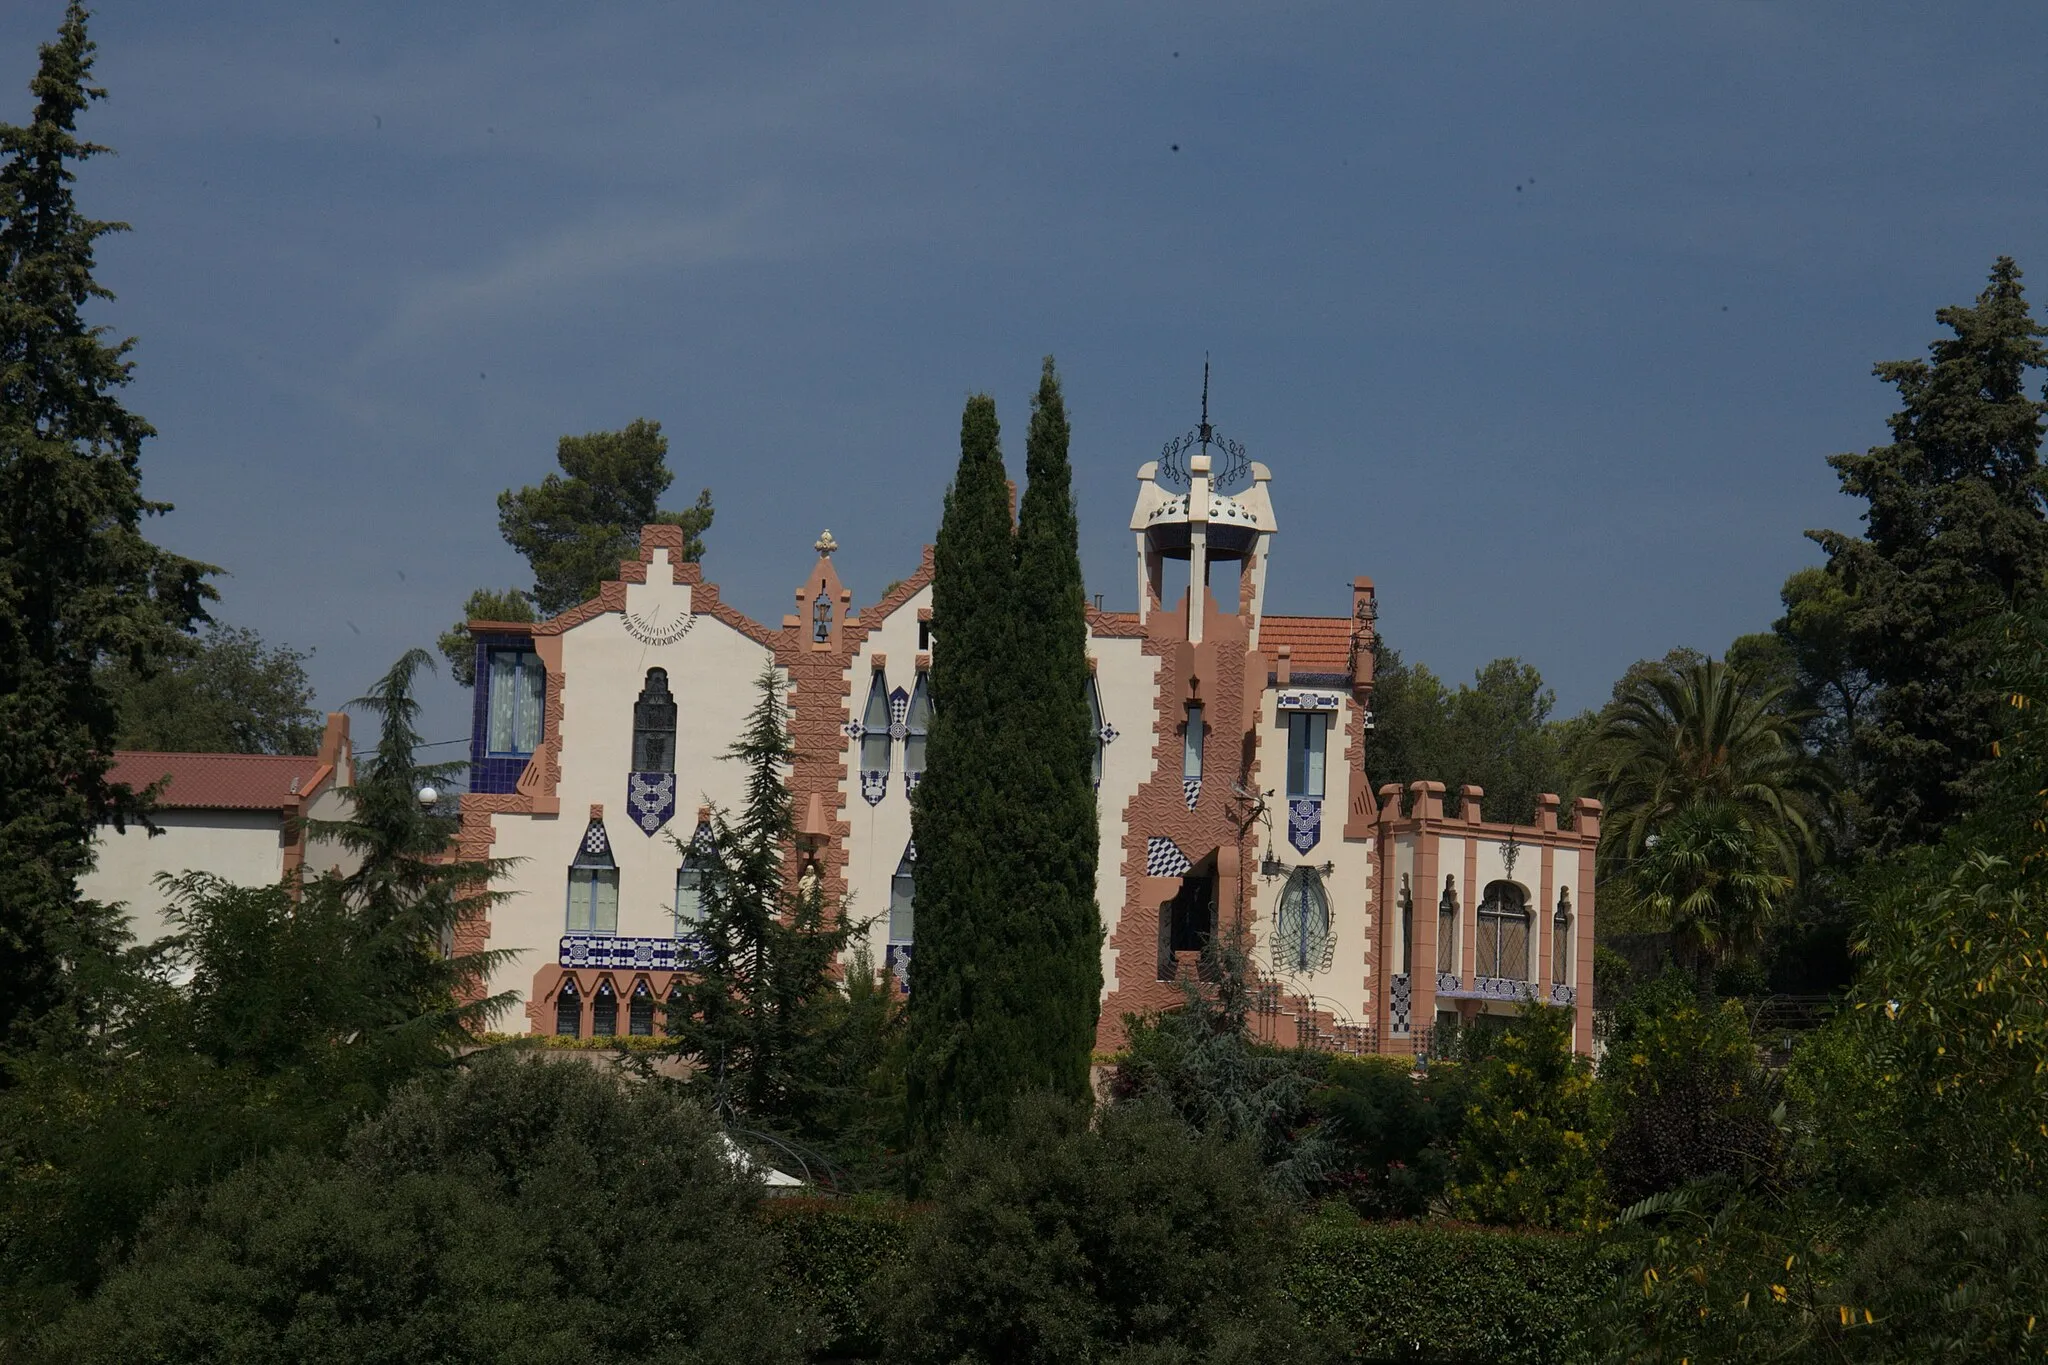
left=0, top=3, right=212, bottom=1042
left=1006, top=358, right=1101, bottom=1100
left=1809, top=257, right=2048, bottom=848
left=905, top=393, right=1018, bottom=1162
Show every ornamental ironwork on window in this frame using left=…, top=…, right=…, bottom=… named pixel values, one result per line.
left=1272, top=866, right=1332, bottom=975
left=1476, top=881, right=1531, bottom=982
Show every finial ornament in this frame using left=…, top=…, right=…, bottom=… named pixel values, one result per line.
left=1158, top=355, right=1250, bottom=492
left=814, top=529, right=838, bottom=556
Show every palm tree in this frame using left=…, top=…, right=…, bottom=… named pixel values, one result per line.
left=1593, top=659, right=1831, bottom=875
left=1588, top=659, right=1832, bottom=979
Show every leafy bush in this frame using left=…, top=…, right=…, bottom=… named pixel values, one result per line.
left=1445, top=1005, right=1607, bottom=1230
left=761, top=1196, right=913, bottom=1360
left=1313, top=1056, right=1468, bottom=1218
left=1290, top=1215, right=1617, bottom=1365
left=40, top=1053, right=813, bottom=1364
left=1596, top=969, right=1781, bottom=1206
left=878, top=1093, right=1322, bottom=1363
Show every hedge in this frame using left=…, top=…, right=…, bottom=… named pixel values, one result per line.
left=763, top=1199, right=1620, bottom=1363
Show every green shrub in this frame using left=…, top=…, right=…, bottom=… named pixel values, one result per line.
left=1314, top=1057, right=1467, bottom=1218
left=1445, top=1005, right=1607, bottom=1230
left=762, top=1196, right=913, bottom=1360
left=1289, top=1217, right=1617, bottom=1364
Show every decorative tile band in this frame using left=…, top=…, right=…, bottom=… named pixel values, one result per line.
left=1389, top=972, right=1412, bottom=1035
left=559, top=934, right=698, bottom=971
left=1275, top=689, right=1343, bottom=712
left=1550, top=983, right=1576, bottom=1007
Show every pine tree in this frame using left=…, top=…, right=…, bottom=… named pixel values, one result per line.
left=0, top=3, right=212, bottom=1043
left=1005, top=357, right=1100, bottom=1101
left=669, top=665, right=853, bottom=1134
left=1809, top=257, right=2048, bottom=848
left=906, top=393, right=1019, bottom=1162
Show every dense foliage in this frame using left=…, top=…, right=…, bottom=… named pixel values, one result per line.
left=41, top=1053, right=813, bottom=1365
left=0, top=1, right=213, bottom=1040
left=101, top=621, right=323, bottom=754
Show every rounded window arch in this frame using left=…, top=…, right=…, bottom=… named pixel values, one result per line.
left=1272, top=867, right=1332, bottom=975
left=1477, top=880, right=1532, bottom=980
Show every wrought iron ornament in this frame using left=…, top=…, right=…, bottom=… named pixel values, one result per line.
left=1157, top=357, right=1253, bottom=493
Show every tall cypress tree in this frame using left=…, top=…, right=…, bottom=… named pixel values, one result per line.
left=1809, top=257, right=2048, bottom=849
left=1006, top=358, right=1101, bottom=1100
left=0, top=4, right=211, bottom=1043
left=906, top=394, right=1017, bottom=1163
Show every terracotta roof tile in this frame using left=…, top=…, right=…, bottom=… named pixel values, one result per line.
left=1258, top=615, right=1354, bottom=676
left=108, top=752, right=324, bottom=811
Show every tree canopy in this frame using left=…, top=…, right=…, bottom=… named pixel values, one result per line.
left=100, top=623, right=321, bottom=755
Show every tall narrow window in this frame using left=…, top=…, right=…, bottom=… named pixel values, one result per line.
left=858, top=670, right=891, bottom=804
left=628, top=981, right=655, bottom=1036
left=1477, top=881, right=1531, bottom=980
left=1399, top=873, right=1414, bottom=974
left=632, top=668, right=677, bottom=772
left=1286, top=712, right=1327, bottom=800
left=567, top=815, right=619, bottom=935
left=591, top=980, right=618, bottom=1036
left=1553, top=887, right=1572, bottom=985
left=1183, top=704, right=1204, bottom=779
left=1272, top=867, right=1331, bottom=975
left=903, top=675, right=931, bottom=791
left=675, top=820, right=712, bottom=935
left=889, top=843, right=916, bottom=944
left=486, top=648, right=545, bottom=756
left=1086, top=675, right=1106, bottom=787
left=812, top=592, right=833, bottom=643
left=554, top=978, right=581, bottom=1036
left=1437, top=875, right=1458, bottom=977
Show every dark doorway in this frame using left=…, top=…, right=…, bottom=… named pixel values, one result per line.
left=1158, top=868, right=1217, bottom=979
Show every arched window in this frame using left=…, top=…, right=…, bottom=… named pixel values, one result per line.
left=632, top=668, right=677, bottom=772
left=675, top=820, right=713, bottom=934
left=1477, top=881, right=1531, bottom=980
left=554, top=977, right=581, bottom=1036
left=1086, top=675, right=1106, bottom=787
left=1553, top=887, right=1572, bottom=985
left=664, top=981, right=684, bottom=1035
left=1437, top=875, right=1458, bottom=976
left=903, top=674, right=932, bottom=791
left=592, top=980, right=618, bottom=1036
left=858, top=670, right=891, bottom=804
left=889, top=843, right=916, bottom=945
left=1272, top=867, right=1331, bottom=975
left=812, top=591, right=833, bottom=643
left=628, top=981, right=655, bottom=1036
left=567, top=815, right=619, bottom=935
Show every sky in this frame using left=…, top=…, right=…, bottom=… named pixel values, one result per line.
left=5, top=2, right=2046, bottom=750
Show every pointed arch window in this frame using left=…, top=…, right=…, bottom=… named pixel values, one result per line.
left=1553, top=887, right=1573, bottom=985
left=857, top=670, right=892, bottom=804
left=567, top=815, right=619, bottom=935
left=591, top=980, right=619, bottom=1036
left=628, top=981, right=655, bottom=1036
left=812, top=592, right=833, bottom=643
left=554, top=978, right=581, bottom=1036
left=889, top=842, right=916, bottom=945
left=1477, top=881, right=1531, bottom=981
left=1272, top=867, right=1332, bottom=975
left=675, top=819, right=714, bottom=935
left=903, top=674, right=931, bottom=792
left=1437, top=876, right=1459, bottom=978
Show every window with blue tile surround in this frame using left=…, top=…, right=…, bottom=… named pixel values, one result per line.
left=470, top=634, right=545, bottom=794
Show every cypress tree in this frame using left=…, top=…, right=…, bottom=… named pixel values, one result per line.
left=1006, top=358, right=1101, bottom=1099
left=0, top=4, right=211, bottom=1043
left=1809, top=257, right=2048, bottom=848
left=906, top=394, right=1017, bottom=1162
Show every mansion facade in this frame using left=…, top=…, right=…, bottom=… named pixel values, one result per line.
left=458, top=448, right=1599, bottom=1054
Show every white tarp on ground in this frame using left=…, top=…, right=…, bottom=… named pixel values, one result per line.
left=721, top=1133, right=805, bottom=1188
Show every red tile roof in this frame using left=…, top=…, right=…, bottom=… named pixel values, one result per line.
left=1258, top=615, right=1355, bottom=677
left=108, top=752, right=325, bottom=812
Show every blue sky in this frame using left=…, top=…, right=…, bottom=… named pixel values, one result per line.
left=6, top=2, right=2046, bottom=748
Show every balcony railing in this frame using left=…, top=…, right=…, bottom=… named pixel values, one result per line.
left=559, top=933, right=700, bottom=971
